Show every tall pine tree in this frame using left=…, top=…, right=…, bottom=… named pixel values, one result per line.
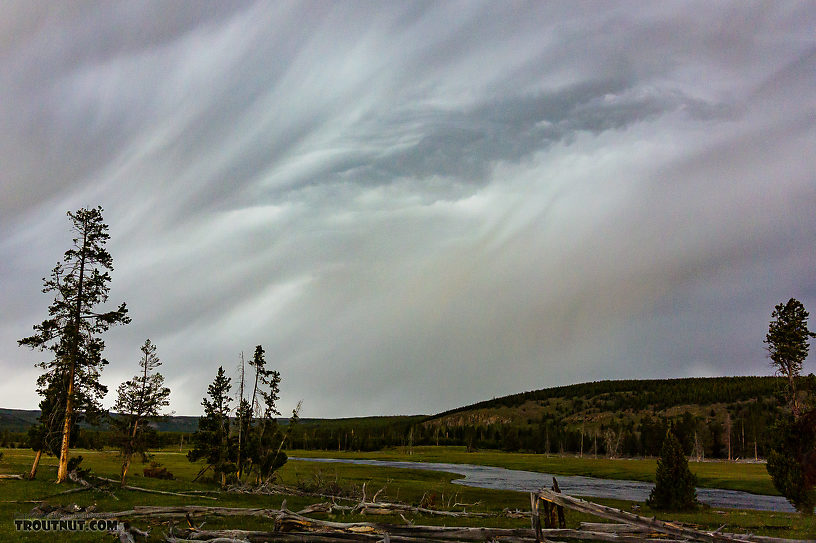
left=764, top=298, right=816, bottom=514
left=765, top=298, right=815, bottom=417
left=19, top=207, right=129, bottom=482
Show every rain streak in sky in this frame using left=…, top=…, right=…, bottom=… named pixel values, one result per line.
left=1, top=1, right=815, bottom=416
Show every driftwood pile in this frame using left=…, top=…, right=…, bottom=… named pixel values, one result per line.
left=45, top=494, right=815, bottom=543
left=533, top=486, right=812, bottom=543
left=13, top=472, right=811, bottom=543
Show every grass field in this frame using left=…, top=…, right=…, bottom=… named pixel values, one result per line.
left=1, top=447, right=813, bottom=541
left=291, top=446, right=780, bottom=496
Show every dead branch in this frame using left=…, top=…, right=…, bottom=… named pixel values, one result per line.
left=115, top=522, right=151, bottom=543
left=0, top=473, right=24, bottom=479
left=169, top=524, right=531, bottom=543
left=337, top=500, right=495, bottom=517
left=58, top=505, right=282, bottom=521
left=191, top=464, right=212, bottom=483
left=68, top=470, right=119, bottom=500
left=93, top=475, right=217, bottom=500
left=372, top=485, right=387, bottom=503
left=578, top=524, right=654, bottom=533
left=1, top=485, right=92, bottom=503
left=225, top=481, right=361, bottom=502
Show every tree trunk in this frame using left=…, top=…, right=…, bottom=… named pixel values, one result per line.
left=56, top=366, right=75, bottom=483
left=29, top=449, right=43, bottom=480
left=58, top=225, right=87, bottom=484
left=121, top=420, right=140, bottom=485
left=121, top=455, right=132, bottom=486
left=580, top=423, right=584, bottom=458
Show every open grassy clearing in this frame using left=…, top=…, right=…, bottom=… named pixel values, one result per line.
left=1, top=447, right=813, bottom=541
left=291, top=446, right=779, bottom=496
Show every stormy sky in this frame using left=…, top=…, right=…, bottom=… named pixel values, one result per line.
left=1, top=1, right=815, bottom=417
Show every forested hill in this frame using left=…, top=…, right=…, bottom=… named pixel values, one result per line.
left=414, top=376, right=785, bottom=459
left=428, top=376, right=783, bottom=421
left=0, top=409, right=201, bottom=433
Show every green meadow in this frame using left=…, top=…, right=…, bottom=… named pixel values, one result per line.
left=1, top=446, right=814, bottom=541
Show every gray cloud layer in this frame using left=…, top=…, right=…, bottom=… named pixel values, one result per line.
left=2, top=1, right=815, bottom=416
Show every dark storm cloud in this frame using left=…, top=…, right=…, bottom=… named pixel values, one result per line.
left=1, top=1, right=815, bottom=416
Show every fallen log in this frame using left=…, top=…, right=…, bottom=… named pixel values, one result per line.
left=56, top=506, right=534, bottom=541
left=59, top=505, right=283, bottom=521
left=93, top=476, right=217, bottom=500
left=578, top=523, right=816, bottom=543
left=170, top=524, right=536, bottom=543
left=69, top=471, right=119, bottom=500
left=171, top=526, right=689, bottom=543
left=0, top=474, right=25, bottom=479
left=544, top=529, right=687, bottom=543
left=578, top=523, right=653, bottom=533
left=329, top=500, right=495, bottom=517
left=538, top=488, right=754, bottom=543
left=50, top=502, right=816, bottom=543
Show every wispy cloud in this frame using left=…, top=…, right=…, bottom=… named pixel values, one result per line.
left=2, top=1, right=814, bottom=416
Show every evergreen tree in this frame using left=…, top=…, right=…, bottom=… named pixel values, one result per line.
left=764, top=298, right=816, bottom=514
left=188, top=366, right=235, bottom=487
left=647, top=428, right=698, bottom=511
left=112, top=339, right=171, bottom=485
left=244, top=345, right=289, bottom=483
left=765, top=298, right=815, bottom=416
left=19, top=207, right=130, bottom=482
left=766, top=411, right=816, bottom=514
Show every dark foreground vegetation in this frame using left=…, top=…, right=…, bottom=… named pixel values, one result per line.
left=1, top=446, right=814, bottom=541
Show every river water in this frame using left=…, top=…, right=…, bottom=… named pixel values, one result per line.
left=292, top=457, right=794, bottom=513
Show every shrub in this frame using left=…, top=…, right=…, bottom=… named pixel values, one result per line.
left=647, top=428, right=698, bottom=511
left=143, top=461, right=174, bottom=480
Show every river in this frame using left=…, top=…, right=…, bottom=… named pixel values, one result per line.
left=292, top=457, right=794, bottom=513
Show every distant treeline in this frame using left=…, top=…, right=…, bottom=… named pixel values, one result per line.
left=282, top=377, right=787, bottom=458
left=0, top=377, right=789, bottom=459
left=0, top=428, right=188, bottom=452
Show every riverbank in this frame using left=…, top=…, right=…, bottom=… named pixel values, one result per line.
left=293, top=456, right=793, bottom=512
left=289, top=446, right=780, bottom=496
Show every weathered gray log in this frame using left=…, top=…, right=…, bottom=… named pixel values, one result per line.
left=551, top=478, right=566, bottom=529
left=538, top=488, right=754, bottom=543
left=331, top=500, right=494, bottom=517
left=93, top=475, right=217, bottom=500
left=59, top=505, right=283, bottom=521
left=544, top=529, right=686, bottom=543
left=52, top=502, right=816, bottom=543
left=577, top=523, right=816, bottom=543
left=0, top=473, right=24, bottom=479
left=171, top=525, right=536, bottom=543
left=531, top=491, right=542, bottom=540
left=169, top=529, right=454, bottom=543
left=578, top=523, right=654, bottom=533
left=68, top=471, right=119, bottom=500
